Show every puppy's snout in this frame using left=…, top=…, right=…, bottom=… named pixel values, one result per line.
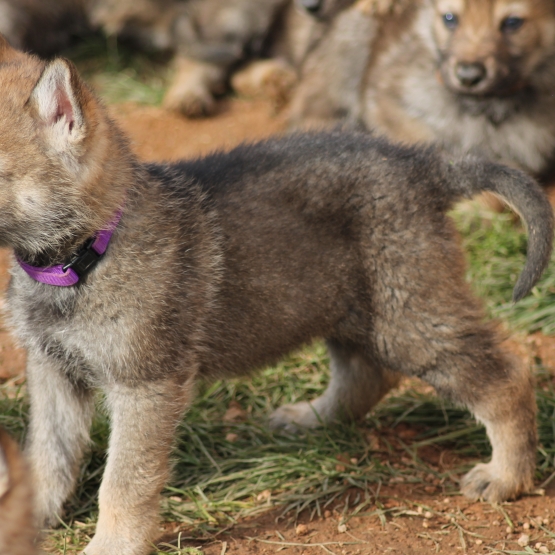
left=297, top=0, right=323, bottom=14
left=455, top=62, right=487, bottom=87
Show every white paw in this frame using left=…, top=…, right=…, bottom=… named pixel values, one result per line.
left=163, top=86, right=215, bottom=117
left=460, top=462, right=533, bottom=503
left=269, top=401, right=324, bottom=433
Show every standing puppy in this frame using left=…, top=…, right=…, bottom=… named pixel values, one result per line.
left=0, top=38, right=552, bottom=555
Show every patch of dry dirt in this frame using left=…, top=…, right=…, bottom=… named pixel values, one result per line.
left=110, top=98, right=289, bottom=162
left=2, top=98, right=555, bottom=554
left=158, top=484, right=555, bottom=555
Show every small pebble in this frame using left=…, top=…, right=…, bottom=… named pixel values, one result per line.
left=295, top=524, right=308, bottom=536
left=505, top=526, right=513, bottom=534
left=523, top=522, right=530, bottom=530
left=517, top=534, right=529, bottom=547
left=539, top=546, right=549, bottom=554
left=424, top=511, right=433, bottom=519
left=475, top=539, right=483, bottom=546
left=338, top=523, right=347, bottom=533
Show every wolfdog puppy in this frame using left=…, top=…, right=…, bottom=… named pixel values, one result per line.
left=0, top=429, right=37, bottom=555
left=0, top=38, right=552, bottom=555
left=293, top=0, right=555, bottom=184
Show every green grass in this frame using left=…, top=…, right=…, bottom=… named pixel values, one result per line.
left=454, top=201, right=555, bottom=334
left=61, top=34, right=170, bottom=106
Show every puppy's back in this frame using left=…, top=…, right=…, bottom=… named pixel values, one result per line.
left=0, top=428, right=37, bottom=555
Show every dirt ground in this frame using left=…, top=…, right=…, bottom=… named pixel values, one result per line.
left=3, top=98, right=555, bottom=554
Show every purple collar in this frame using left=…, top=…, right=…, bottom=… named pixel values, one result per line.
left=17, top=208, right=123, bottom=287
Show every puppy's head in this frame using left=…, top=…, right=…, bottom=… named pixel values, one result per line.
left=429, top=0, right=555, bottom=96
left=89, top=0, right=176, bottom=51
left=0, top=35, right=131, bottom=260
left=174, top=0, right=285, bottom=65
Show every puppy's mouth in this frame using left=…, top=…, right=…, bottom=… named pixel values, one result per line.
left=439, top=59, right=525, bottom=97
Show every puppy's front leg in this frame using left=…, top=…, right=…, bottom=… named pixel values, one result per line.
left=83, top=379, right=194, bottom=555
left=25, top=350, right=94, bottom=527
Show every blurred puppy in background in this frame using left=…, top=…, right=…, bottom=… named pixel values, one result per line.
left=292, top=0, right=555, bottom=186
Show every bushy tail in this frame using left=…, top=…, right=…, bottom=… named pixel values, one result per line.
left=445, top=157, right=554, bottom=302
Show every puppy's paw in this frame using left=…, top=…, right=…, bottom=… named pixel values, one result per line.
left=32, top=485, right=67, bottom=528
left=461, top=462, right=533, bottom=503
left=163, top=86, right=216, bottom=118
left=81, top=534, right=151, bottom=555
left=269, top=401, right=323, bottom=433
left=231, top=59, right=297, bottom=109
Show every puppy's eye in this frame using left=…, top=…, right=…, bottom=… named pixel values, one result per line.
left=501, top=16, right=525, bottom=33
left=442, top=13, right=459, bottom=29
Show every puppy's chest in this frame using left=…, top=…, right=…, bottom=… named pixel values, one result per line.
left=9, top=285, right=137, bottom=385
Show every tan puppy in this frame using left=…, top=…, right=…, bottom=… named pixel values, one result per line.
left=293, top=0, right=555, bottom=184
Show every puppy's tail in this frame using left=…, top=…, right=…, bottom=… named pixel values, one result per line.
left=0, top=428, right=37, bottom=555
left=445, top=157, right=554, bottom=302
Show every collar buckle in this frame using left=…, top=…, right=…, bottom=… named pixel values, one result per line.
left=62, top=237, right=103, bottom=277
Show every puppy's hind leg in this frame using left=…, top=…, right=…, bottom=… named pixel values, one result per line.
left=83, top=378, right=195, bottom=555
left=269, top=340, right=400, bottom=432
left=25, top=350, right=95, bottom=527
left=458, top=353, right=537, bottom=503
left=428, top=344, right=535, bottom=502
left=373, top=295, right=537, bottom=502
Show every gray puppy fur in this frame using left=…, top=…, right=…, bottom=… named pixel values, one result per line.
left=0, top=43, right=553, bottom=555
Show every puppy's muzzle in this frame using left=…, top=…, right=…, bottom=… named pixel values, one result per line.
left=455, top=61, right=487, bottom=88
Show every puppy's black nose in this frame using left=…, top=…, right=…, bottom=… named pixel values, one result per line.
left=455, top=62, right=487, bottom=87
left=297, top=0, right=323, bottom=13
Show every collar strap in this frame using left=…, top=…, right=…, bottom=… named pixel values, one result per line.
left=18, top=208, right=123, bottom=287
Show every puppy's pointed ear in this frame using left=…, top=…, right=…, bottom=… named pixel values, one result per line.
left=28, top=58, right=87, bottom=149
left=0, top=34, right=23, bottom=63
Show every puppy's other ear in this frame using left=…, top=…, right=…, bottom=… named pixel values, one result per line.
left=28, top=58, right=88, bottom=150
left=0, top=33, right=24, bottom=63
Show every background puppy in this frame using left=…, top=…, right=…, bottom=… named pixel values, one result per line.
left=292, top=0, right=555, bottom=185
